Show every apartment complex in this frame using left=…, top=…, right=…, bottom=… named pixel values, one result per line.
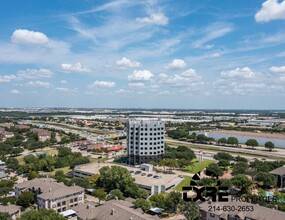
left=128, top=119, right=165, bottom=165
left=72, top=199, right=160, bottom=220
left=31, top=128, right=51, bottom=142
left=0, top=204, right=21, bottom=220
left=15, top=178, right=84, bottom=212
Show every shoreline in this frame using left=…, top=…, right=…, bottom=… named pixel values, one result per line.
left=200, top=129, right=285, bottom=140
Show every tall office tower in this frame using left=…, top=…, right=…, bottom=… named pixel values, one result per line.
left=128, top=119, right=165, bottom=165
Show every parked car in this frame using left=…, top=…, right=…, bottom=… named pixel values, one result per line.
left=147, top=174, right=153, bottom=177
left=141, top=173, right=146, bottom=176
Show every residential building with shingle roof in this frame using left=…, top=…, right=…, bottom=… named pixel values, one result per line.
left=15, top=178, right=84, bottom=212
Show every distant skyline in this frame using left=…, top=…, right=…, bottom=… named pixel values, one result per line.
left=0, top=0, right=285, bottom=109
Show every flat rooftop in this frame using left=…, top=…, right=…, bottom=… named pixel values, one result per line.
left=74, top=162, right=183, bottom=188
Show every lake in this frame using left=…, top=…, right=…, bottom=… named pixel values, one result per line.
left=189, top=131, right=285, bottom=149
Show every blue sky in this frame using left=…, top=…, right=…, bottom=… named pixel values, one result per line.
left=0, top=0, right=285, bottom=109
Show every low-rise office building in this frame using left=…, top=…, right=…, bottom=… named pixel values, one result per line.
left=73, top=162, right=183, bottom=194
left=15, top=178, right=84, bottom=212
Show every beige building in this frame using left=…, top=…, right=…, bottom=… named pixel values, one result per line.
left=73, top=162, right=183, bottom=195
left=15, top=178, right=84, bottom=212
left=0, top=204, right=21, bottom=220
left=72, top=199, right=160, bottom=220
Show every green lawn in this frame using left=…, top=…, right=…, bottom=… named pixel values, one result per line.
left=182, top=159, right=214, bottom=174
left=16, top=155, right=25, bottom=165
left=49, top=166, right=72, bottom=175
left=174, top=176, right=192, bottom=191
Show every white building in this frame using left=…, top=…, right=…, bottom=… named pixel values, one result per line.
left=128, top=119, right=165, bottom=165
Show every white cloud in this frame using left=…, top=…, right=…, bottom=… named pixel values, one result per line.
left=128, top=82, right=145, bottom=88
left=165, top=59, right=187, bottom=69
left=255, top=0, right=285, bottom=22
left=10, top=89, right=20, bottom=94
left=159, top=69, right=204, bottom=88
left=11, top=29, right=49, bottom=45
left=136, top=13, right=169, bottom=25
left=210, top=53, right=221, bottom=58
left=220, top=67, right=259, bottom=79
left=128, top=70, right=154, bottom=81
left=55, top=87, right=78, bottom=93
left=88, top=80, right=115, bottom=88
left=60, top=80, right=68, bottom=84
left=116, top=57, right=140, bottom=68
left=60, top=62, right=90, bottom=73
left=16, top=68, right=53, bottom=79
left=26, top=81, right=52, bottom=88
left=269, top=66, right=285, bottom=73
left=194, top=23, right=234, bottom=49
left=0, top=75, right=17, bottom=83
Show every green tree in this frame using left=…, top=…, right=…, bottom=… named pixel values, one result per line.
left=27, top=171, right=38, bottom=180
left=245, top=139, right=259, bottom=149
left=87, top=174, right=100, bottom=187
left=99, top=166, right=134, bottom=193
left=205, top=163, right=223, bottom=178
left=233, top=162, right=249, bottom=175
left=220, top=179, right=233, bottom=188
left=265, top=141, right=275, bottom=151
left=54, top=170, right=67, bottom=183
left=20, top=209, right=65, bottom=220
left=213, top=152, right=234, bottom=161
left=254, top=172, right=276, bottom=188
left=217, top=137, right=227, bottom=145
left=235, top=156, right=248, bottom=163
left=149, top=193, right=166, bottom=209
left=179, top=201, right=200, bottom=220
left=93, top=188, right=107, bottom=204
left=165, top=191, right=182, bottom=213
left=227, top=137, right=238, bottom=146
left=0, top=212, right=10, bottom=220
left=231, top=174, right=252, bottom=193
left=133, top=198, right=151, bottom=213
left=218, top=159, right=230, bottom=167
left=106, top=189, right=125, bottom=201
left=16, top=191, right=35, bottom=208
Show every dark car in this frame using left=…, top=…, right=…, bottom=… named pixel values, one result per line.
left=147, top=174, right=153, bottom=177
left=135, top=171, right=141, bottom=175
left=141, top=173, right=146, bottom=176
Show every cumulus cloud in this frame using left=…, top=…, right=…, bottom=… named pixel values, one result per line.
left=159, top=69, right=204, bottom=88
left=60, top=80, right=68, bottom=84
left=16, top=68, right=53, bottom=79
left=0, top=75, right=17, bottom=83
left=116, top=57, right=140, bottom=68
left=10, top=89, right=20, bottom=94
left=60, top=62, right=90, bottom=73
left=26, top=81, right=52, bottom=88
left=11, top=29, right=49, bottom=44
left=165, top=59, right=187, bottom=69
left=0, top=68, right=52, bottom=83
left=88, top=80, right=115, bottom=88
left=136, top=13, right=169, bottom=25
left=255, top=0, right=285, bottom=22
left=55, top=87, right=78, bottom=93
left=128, top=82, right=145, bottom=88
left=220, top=67, right=259, bottom=79
left=269, top=66, right=285, bottom=73
left=210, top=53, right=221, bottom=58
left=128, top=70, right=154, bottom=81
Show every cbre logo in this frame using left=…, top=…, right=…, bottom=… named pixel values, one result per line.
left=182, top=172, right=229, bottom=202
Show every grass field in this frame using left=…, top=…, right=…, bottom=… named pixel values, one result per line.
left=182, top=159, right=214, bottom=174
left=49, top=166, right=72, bottom=175
left=174, top=176, right=192, bottom=191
